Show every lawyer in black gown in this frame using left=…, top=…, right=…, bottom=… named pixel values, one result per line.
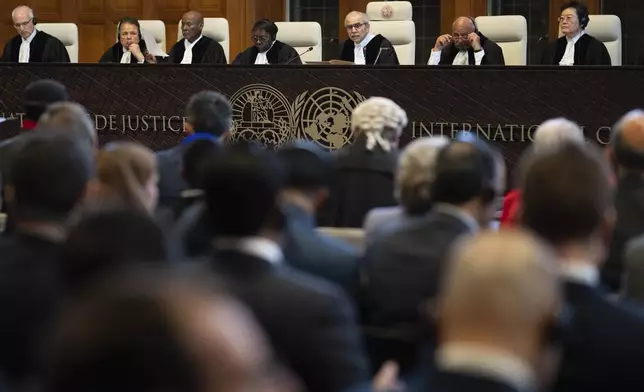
left=99, top=17, right=158, bottom=64
left=339, top=11, right=399, bottom=65
left=167, top=11, right=227, bottom=64
left=232, top=19, right=300, bottom=65
left=1, top=5, right=69, bottom=63
left=541, top=1, right=611, bottom=66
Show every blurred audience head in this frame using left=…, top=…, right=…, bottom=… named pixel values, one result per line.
left=203, top=148, right=285, bottom=238
left=533, top=118, right=584, bottom=152
left=521, top=142, right=613, bottom=260
left=39, top=102, right=98, bottom=150
left=7, top=133, right=92, bottom=225
left=23, top=79, right=68, bottom=123
left=351, top=97, right=408, bottom=152
left=610, top=109, right=644, bottom=174
left=61, top=209, right=167, bottom=293
left=432, top=140, right=505, bottom=227
left=436, top=229, right=562, bottom=384
left=45, top=266, right=298, bottom=392
left=182, top=139, right=220, bottom=189
left=395, top=136, right=450, bottom=215
left=94, top=142, right=158, bottom=213
left=185, top=91, right=232, bottom=138
left=277, top=141, right=333, bottom=212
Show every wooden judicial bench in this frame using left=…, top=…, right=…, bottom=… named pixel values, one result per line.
left=0, top=64, right=641, bottom=174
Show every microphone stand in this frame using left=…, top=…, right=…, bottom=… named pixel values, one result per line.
left=285, top=47, right=314, bottom=64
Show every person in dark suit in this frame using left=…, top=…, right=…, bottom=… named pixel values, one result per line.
left=201, top=147, right=370, bottom=392
left=0, top=133, right=93, bottom=389
left=167, top=11, right=227, bottom=64
left=428, top=16, right=505, bottom=66
left=322, top=97, right=407, bottom=228
left=540, top=1, right=611, bottom=66
left=232, top=19, right=300, bottom=65
left=601, top=110, right=644, bottom=292
left=156, top=90, right=231, bottom=211
left=521, top=141, right=644, bottom=392
left=340, top=11, right=399, bottom=65
left=361, top=139, right=504, bottom=377
left=277, top=141, right=360, bottom=297
left=1, top=6, right=70, bottom=63
left=432, top=230, right=563, bottom=392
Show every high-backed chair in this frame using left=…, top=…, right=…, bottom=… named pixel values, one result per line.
left=365, top=1, right=415, bottom=65
left=37, top=23, right=78, bottom=63
left=177, top=18, right=230, bottom=63
left=139, top=20, right=167, bottom=53
left=474, top=15, right=527, bottom=66
left=584, top=15, right=622, bottom=65
left=275, top=22, right=322, bottom=63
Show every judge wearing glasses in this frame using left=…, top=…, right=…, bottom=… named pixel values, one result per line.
left=541, top=1, right=611, bottom=66
left=232, top=19, right=300, bottom=65
left=1, top=5, right=69, bottom=63
left=339, top=11, right=399, bottom=65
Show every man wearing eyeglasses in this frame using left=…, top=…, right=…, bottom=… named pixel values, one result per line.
left=0, top=5, right=69, bottom=63
left=339, top=11, right=399, bottom=65
left=427, top=16, right=504, bottom=66
left=232, top=19, right=300, bottom=65
left=540, top=1, right=611, bottom=66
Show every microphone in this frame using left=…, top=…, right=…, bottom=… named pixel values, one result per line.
left=373, top=47, right=391, bottom=65
left=285, top=47, right=314, bottom=64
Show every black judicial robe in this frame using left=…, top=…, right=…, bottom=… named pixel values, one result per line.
left=167, top=36, right=227, bottom=64
left=339, top=34, right=399, bottom=65
left=232, top=40, right=300, bottom=65
left=98, top=42, right=159, bottom=63
left=0, top=31, right=69, bottom=63
left=438, top=32, right=505, bottom=65
left=541, top=33, right=612, bottom=65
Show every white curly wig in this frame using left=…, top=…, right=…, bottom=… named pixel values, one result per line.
left=351, top=97, right=408, bottom=152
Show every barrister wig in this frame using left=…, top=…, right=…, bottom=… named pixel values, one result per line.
left=351, top=97, right=408, bottom=152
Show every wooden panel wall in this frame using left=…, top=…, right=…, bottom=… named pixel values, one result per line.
left=440, top=0, right=488, bottom=33
left=0, top=0, right=285, bottom=63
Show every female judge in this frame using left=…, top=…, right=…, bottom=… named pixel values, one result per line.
left=541, top=1, right=611, bottom=66
left=99, top=17, right=160, bottom=64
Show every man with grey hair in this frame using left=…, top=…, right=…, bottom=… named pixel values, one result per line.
left=433, top=229, right=563, bottom=392
left=363, top=136, right=449, bottom=243
left=156, top=90, right=232, bottom=211
left=339, top=11, right=399, bottom=65
left=1, top=5, right=69, bottom=63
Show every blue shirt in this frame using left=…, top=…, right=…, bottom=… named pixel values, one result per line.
left=182, top=132, right=217, bottom=145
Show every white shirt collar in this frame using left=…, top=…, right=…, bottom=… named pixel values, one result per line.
left=433, top=203, right=479, bottom=233
left=184, top=34, right=203, bottom=49
left=355, top=33, right=375, bottom=48
left=559, top=259, right=598, bottom=286
left=566, top=30, right=585, bottom=44
left=437, top=343, right=536, bottom=392
left=22, top=28, right=37, bottom=43
left=214, top=236, right=283, bottom=265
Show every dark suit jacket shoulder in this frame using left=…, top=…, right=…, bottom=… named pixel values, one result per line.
left=156, top=145, right=188, bottom=211
left=541, top=33, right=611, bottom=65
left=438, top=32, right=505, bottom=65
left=432, top=371, right=519, bottom=392
left=232, top=40, right=300, bottom=65
left=340, top=34, right=399, bottom=65
left=210, top=251, right=369, bottom=392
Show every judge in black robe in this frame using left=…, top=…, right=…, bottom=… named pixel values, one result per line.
left=232, top=18, right=301, bottom=65
left=340, top=12, right=399, bottom=65
left=1, top=30, right=69, bottom=63
left=434, top=32, right=505, bottom=66
left=541, top=2, right=611, bottom=65
left=167, top=10, right=227, bottom=64
left=98, top=17, right=159, bottom=64
left=428, top=17, right=504, bottom=66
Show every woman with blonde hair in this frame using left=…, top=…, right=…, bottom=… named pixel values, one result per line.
left=91, top=141, right=159, bottom=213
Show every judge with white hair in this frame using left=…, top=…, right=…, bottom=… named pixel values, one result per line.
left=500, top=117, right=585, bottom=227
left=433, top=229, right=563, bottom=392
left=99, top=17, right=166, bottom=63
left=1, top=5, right=69, bottom=63
left=363, top=136, right=449, bottom=243
left=323, top=97, right=407, bottom=228
left=339, top=11, right=399, bottom=65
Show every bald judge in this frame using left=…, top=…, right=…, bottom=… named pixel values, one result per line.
left=340, top=11, right=399, bottom=65
left=1, top=5, right=69, bottom=63
left=167, top=11, right=227, bottom=64
left=428, top=16, right=504, bottom=66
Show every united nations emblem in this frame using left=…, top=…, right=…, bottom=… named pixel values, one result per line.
left=229, top=84, right=294, bottom=148
left=294, top=87, right=366, bottom=150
